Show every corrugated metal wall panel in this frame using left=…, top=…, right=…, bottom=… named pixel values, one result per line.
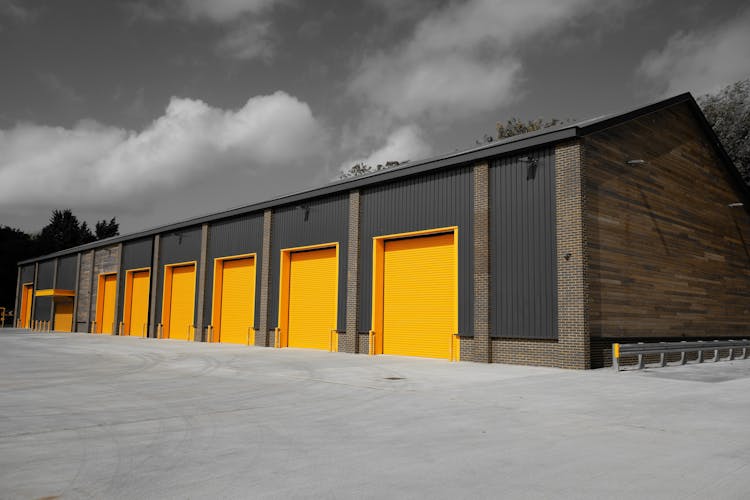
left=359, top=166, right=473, bottom=335
left=490, top=149, right=558, bottom=339
left=154, top=227, right=202, bottom=326
left=205, top=213, right=264, bottom=328
left=37, top=260, right=55, bottom=289
left=17, top=265, right=35, bottom=312
left=33, top=296, right=51, bottom=321
left=269, top=194, right=348, bottom=331
left=56, top=255, right=78, bottom=290
left=117, top=238, right=154, bottom=325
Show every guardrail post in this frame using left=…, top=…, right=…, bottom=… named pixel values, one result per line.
left=612, top=343, right=620, bottom=371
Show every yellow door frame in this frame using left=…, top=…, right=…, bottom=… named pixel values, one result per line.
left=370, top=226, right=460, bottom=360
left=123, top=267, right=151, bottom=337
left=95, top=273, right=118, bottom=334
left=211, top=253, right=257, bottom=344
left=277, top=242, right=339, bottom=349
left=161, top=261, right=197, bottom=340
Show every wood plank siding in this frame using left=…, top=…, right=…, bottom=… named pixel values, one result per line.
left=584, top=102, right=750, bottom=364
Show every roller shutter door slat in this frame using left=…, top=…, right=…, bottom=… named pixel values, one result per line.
left=288, top=247, right=337, bottom=350
left=218, top=258, right=255, bottom=345
left=168, top=265, right=196, bottom=340
left=383, top=233, right=455, bottom=359
left=127, top=271, right=150, bottom=336
left=100, top=275, right=117, bottom=334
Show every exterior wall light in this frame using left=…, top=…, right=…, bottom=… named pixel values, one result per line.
left=519, top=156, right=538, bottom=180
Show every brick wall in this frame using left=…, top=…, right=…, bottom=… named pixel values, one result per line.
left=342, top=190, right=360, bottom=353
left=461, top=162, right=490, bottom=362
left=555, top=140, right=591, bottom=369
left=257, top=209, right=273, bottom=347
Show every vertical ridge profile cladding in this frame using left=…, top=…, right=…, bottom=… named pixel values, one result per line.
left=204, top=213, right=264, bottom=328
left=17, top=265, right=35, bottom=317
left=490, top=148, right=558, bottom=339
left=33, top=260, right=56, bottom=321
left=153, top=227, right=202, bottom=327
left=56, top=255, right=78, bottom=290
left=268, top=194, right=349, bottom=331
left=358, top=166, right=473, bottom=335
left=116, top=238, right=154, bottom=325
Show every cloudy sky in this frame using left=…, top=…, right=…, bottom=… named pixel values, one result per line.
left=1, top=0, right=749, bottom=234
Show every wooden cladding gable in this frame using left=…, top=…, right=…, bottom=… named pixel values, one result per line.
left=584, top=102, right=750, bottom=340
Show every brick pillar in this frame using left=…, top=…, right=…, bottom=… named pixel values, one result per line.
left=112, top=243, right=123, bottom=335
left=49, top=257, right=59, bottom=328
left=72, top=253, right=81, bottom=332
left=257, top=209, right=273, bottom=346
left=555, top=140, right=590, bottom=369
left=195, top=223, right=209, bottom=341
left=462, top=162, right=491, bottom=362
left=343, top=189, right=360, bottom=353
left=148, top=235, right=160, bottom=338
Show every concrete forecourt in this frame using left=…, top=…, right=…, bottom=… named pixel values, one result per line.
left=1, top=330, right=749, bottom=499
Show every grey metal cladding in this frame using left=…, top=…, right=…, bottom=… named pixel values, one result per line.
left=121, top=238, right=153, bottom=270
left=490, top=149, right=558, bottom=339
left=21, top=265, right=35, bottom=284
left=358, top=166, right=474, bottom=335
left=154, top=227, right=202, bottom=325
left=268, top=194, right=349, bottom=331
left=37, top=260, right=55, bottom=289
left=204, top=213, right=264, bottom=328
left=117, top=238, right=154, bottom=324
left=17, top=265, right=35, bottom=313
left=33, top=296, right=51, bottom=321
left=57, top=255, right=78, bottom=290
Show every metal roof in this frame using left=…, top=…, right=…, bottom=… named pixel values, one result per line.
left=19, top=91, right=748, bottom=265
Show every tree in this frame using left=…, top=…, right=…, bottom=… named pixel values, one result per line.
left=0, top=226, right=35, bottom=311
left=35, top=209, right=95, bottom=255
left=95, top=217, right=119, bottom=239
left=698, top=78, right=750, bottom=186
left=478, top=117, right=569, bottom=145
left=339, top=160, right=403, bottom=179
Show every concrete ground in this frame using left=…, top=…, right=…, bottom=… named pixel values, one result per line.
left=1, top=330, right=749, bottom=500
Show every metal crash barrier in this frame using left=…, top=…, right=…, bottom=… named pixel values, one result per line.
left=613, top=339, right=750, bottom=371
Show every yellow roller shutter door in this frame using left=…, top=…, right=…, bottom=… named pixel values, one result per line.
left=126, top=271, right=150, bottom=336
left=218, top=258, right=256, bottom=345
left=383, top=233, right=456, bottom=359
left=287, top=247, right=337, bottom=350
left=99, top=274, right=117, bottom=334
left=167, top=265, right=195, bottom=340
left=54, top=300, right=73, bottom=332
left=21, top=285, right=33, bottom=328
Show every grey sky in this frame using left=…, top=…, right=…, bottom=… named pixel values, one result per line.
left=1, top=0, right=748, bottom=234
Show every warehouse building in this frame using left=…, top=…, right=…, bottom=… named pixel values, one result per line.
left=14, top=93, right=750, bottom=368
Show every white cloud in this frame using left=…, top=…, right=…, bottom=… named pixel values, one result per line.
left=0, top=91, right=327, bottom=211
left=350, top=0, right=632, bottom=122
left=217, top=20, right=274, bottom=61
left=175, top=0, right=279, bottom=23
left=638, top=7, right=750, bottom=96
left=339, top=124, right=431, bottom=174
